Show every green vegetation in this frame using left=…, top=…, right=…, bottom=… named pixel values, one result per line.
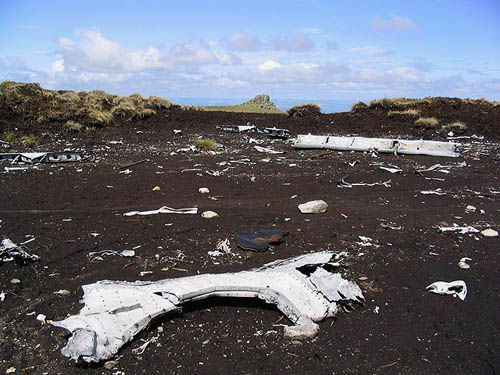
left=350, top=101, right=368, bottom=112
left=369, top=98, right=432, bottom=110
left=387, top=109, right=420, bottom=119
left=193, top=138, right=217, bottom=151
left=286, top=102, right=321, bottom=117
left=4, top=132, right=40, bottom=148
left=415, top=117, right=439, bottom=128
left=64, top=120, right=84, bottom=132
left=0, top=81, right=179, bottom=128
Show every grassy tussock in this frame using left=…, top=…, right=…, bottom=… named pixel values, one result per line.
left=415, top=117, right=439, bottom=128
left=0, top=81, right=178, bottom=128
left=287, top=102, right=321, bottom=117
left=64, top=120, right=84, bottom=132
left=193, top=138, right=217, bottom=151
left=350, top=101, right=368, bottom=112
left=387, top=109, right=420, bottom=118
left=5, top=132, right=40, bottom=148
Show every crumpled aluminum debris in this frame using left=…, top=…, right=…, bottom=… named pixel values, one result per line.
left=0, top=238, right=40, bottom=264
left=426, top=280, right=467, bottom=300
left=51, top=251, right=364, bottom=362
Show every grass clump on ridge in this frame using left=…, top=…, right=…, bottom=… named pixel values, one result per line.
left=287, top=102, right=321, bottom=117
left=193, top=138, right=217, bottom=151
left=387, top=109, right=420, bottom=119
left=0, top=81, right=179, bottom=128
left=415, top=117, right=439, bottom=128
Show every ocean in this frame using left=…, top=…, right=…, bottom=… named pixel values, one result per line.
left=170, top=97, right=356, bottom=114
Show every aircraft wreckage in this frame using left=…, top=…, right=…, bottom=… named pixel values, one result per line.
left=293, top=134, right=461, bottom=157
left=51, top=251, right=364, bottom=362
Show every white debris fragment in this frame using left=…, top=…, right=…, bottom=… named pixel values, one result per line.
left=298, top=200, right=328, bottom=214
left=457, top=257, right=471, bottom=269
left=379, top=166, right=402, bottom=174
left=54, top=289, right=71, bottom=296
left=216, top=239, right=232, bottom=254
left=152, top=186, right=161, bottom=191
left=357, top=236, right=374, bottom=247
left=439, top=225, right=479, bottom=234
left=119, top=169, right=133, bottom=175
left=426, top=280, right=467, bottom=300
left=173, top=129, right=182, bottom=135
left=254, top=145, right=284, bottom=154
left=198, top=187, right=210, bottom=194
left=465, top=205, right=477, bottom=213
left=132, top=336, right=158, bottom=355
left=5, top=367, right=15, bottom=374
left=337, top=176, right=392, bottom=188
left=481, top=228, right=498, bottom=238
left=36, top=314, right=47, bottom=324
left=124, top=206, right=198, bottom=216
left=51, top=251, right=364, bottom=362
left=88, top=250, right=135, bottom=262
left=373, top=306, right=380, bottom=314
left=0, top=291, right=5, bottom=302
left=201, top=210, right=219, bottom=219
left=420, top=188, right=446, bottom=195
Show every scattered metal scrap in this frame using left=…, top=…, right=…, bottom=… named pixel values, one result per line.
left=51, top=251, right=364, bottom=362
left=337, top=175, right=392, bottom=188
left=123, top=206, right=198, bottom=216
left=88, top=250, right=136, bottom=262
left=293, top=135, right=461, bottom=157
left=426, top=280, right=467, bottom=300
left=217, top=123, right=290, bottom=139
left=0, top=151, right=82, bottom=164
left=1, top=238, right=40, bottom=264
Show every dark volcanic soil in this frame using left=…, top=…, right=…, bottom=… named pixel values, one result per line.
left=0, top=104, right=499, bottom=374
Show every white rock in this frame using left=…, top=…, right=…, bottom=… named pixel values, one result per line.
left=481, top=228, right=498, bottom=238
left=53, top=289, right=70, bottom=296
left=298, top=200, right=328, bottom=214
left=152, top=186, right=161, bottom=191
left=457, top=257, right=471, bottom=269
left=199, top=187, right=210, bottom=194
left=201, top=211, right=219, bottom=219
left=465, top=205, right=476, bottom=213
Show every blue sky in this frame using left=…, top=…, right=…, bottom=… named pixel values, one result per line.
left=1, top=0, right=499, bottom=103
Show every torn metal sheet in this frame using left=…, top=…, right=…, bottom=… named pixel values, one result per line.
left=217, top=124, right=290, bottom=139
left=293, top=134, right=461, bottom=157
left=123, top=206, right=198, bottom=216
left=426, top=280, right=467, bottom=300
left=51, top=251, right=364, bottom=362
left=0, top=238, right=40, bottom=264
left=0, top=151, right=82, bottom=164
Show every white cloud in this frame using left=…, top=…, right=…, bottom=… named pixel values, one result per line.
left=371, top=15, right=417, bottom=33
left=258, top=60, right=282, bottom=71
left=57, top=30, right=222, bottom=73
left=225, top=33, right=262, bottom=51
left=269, top=35, right=314, bottom=52
left=50, top=59, right=64, bottom=76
